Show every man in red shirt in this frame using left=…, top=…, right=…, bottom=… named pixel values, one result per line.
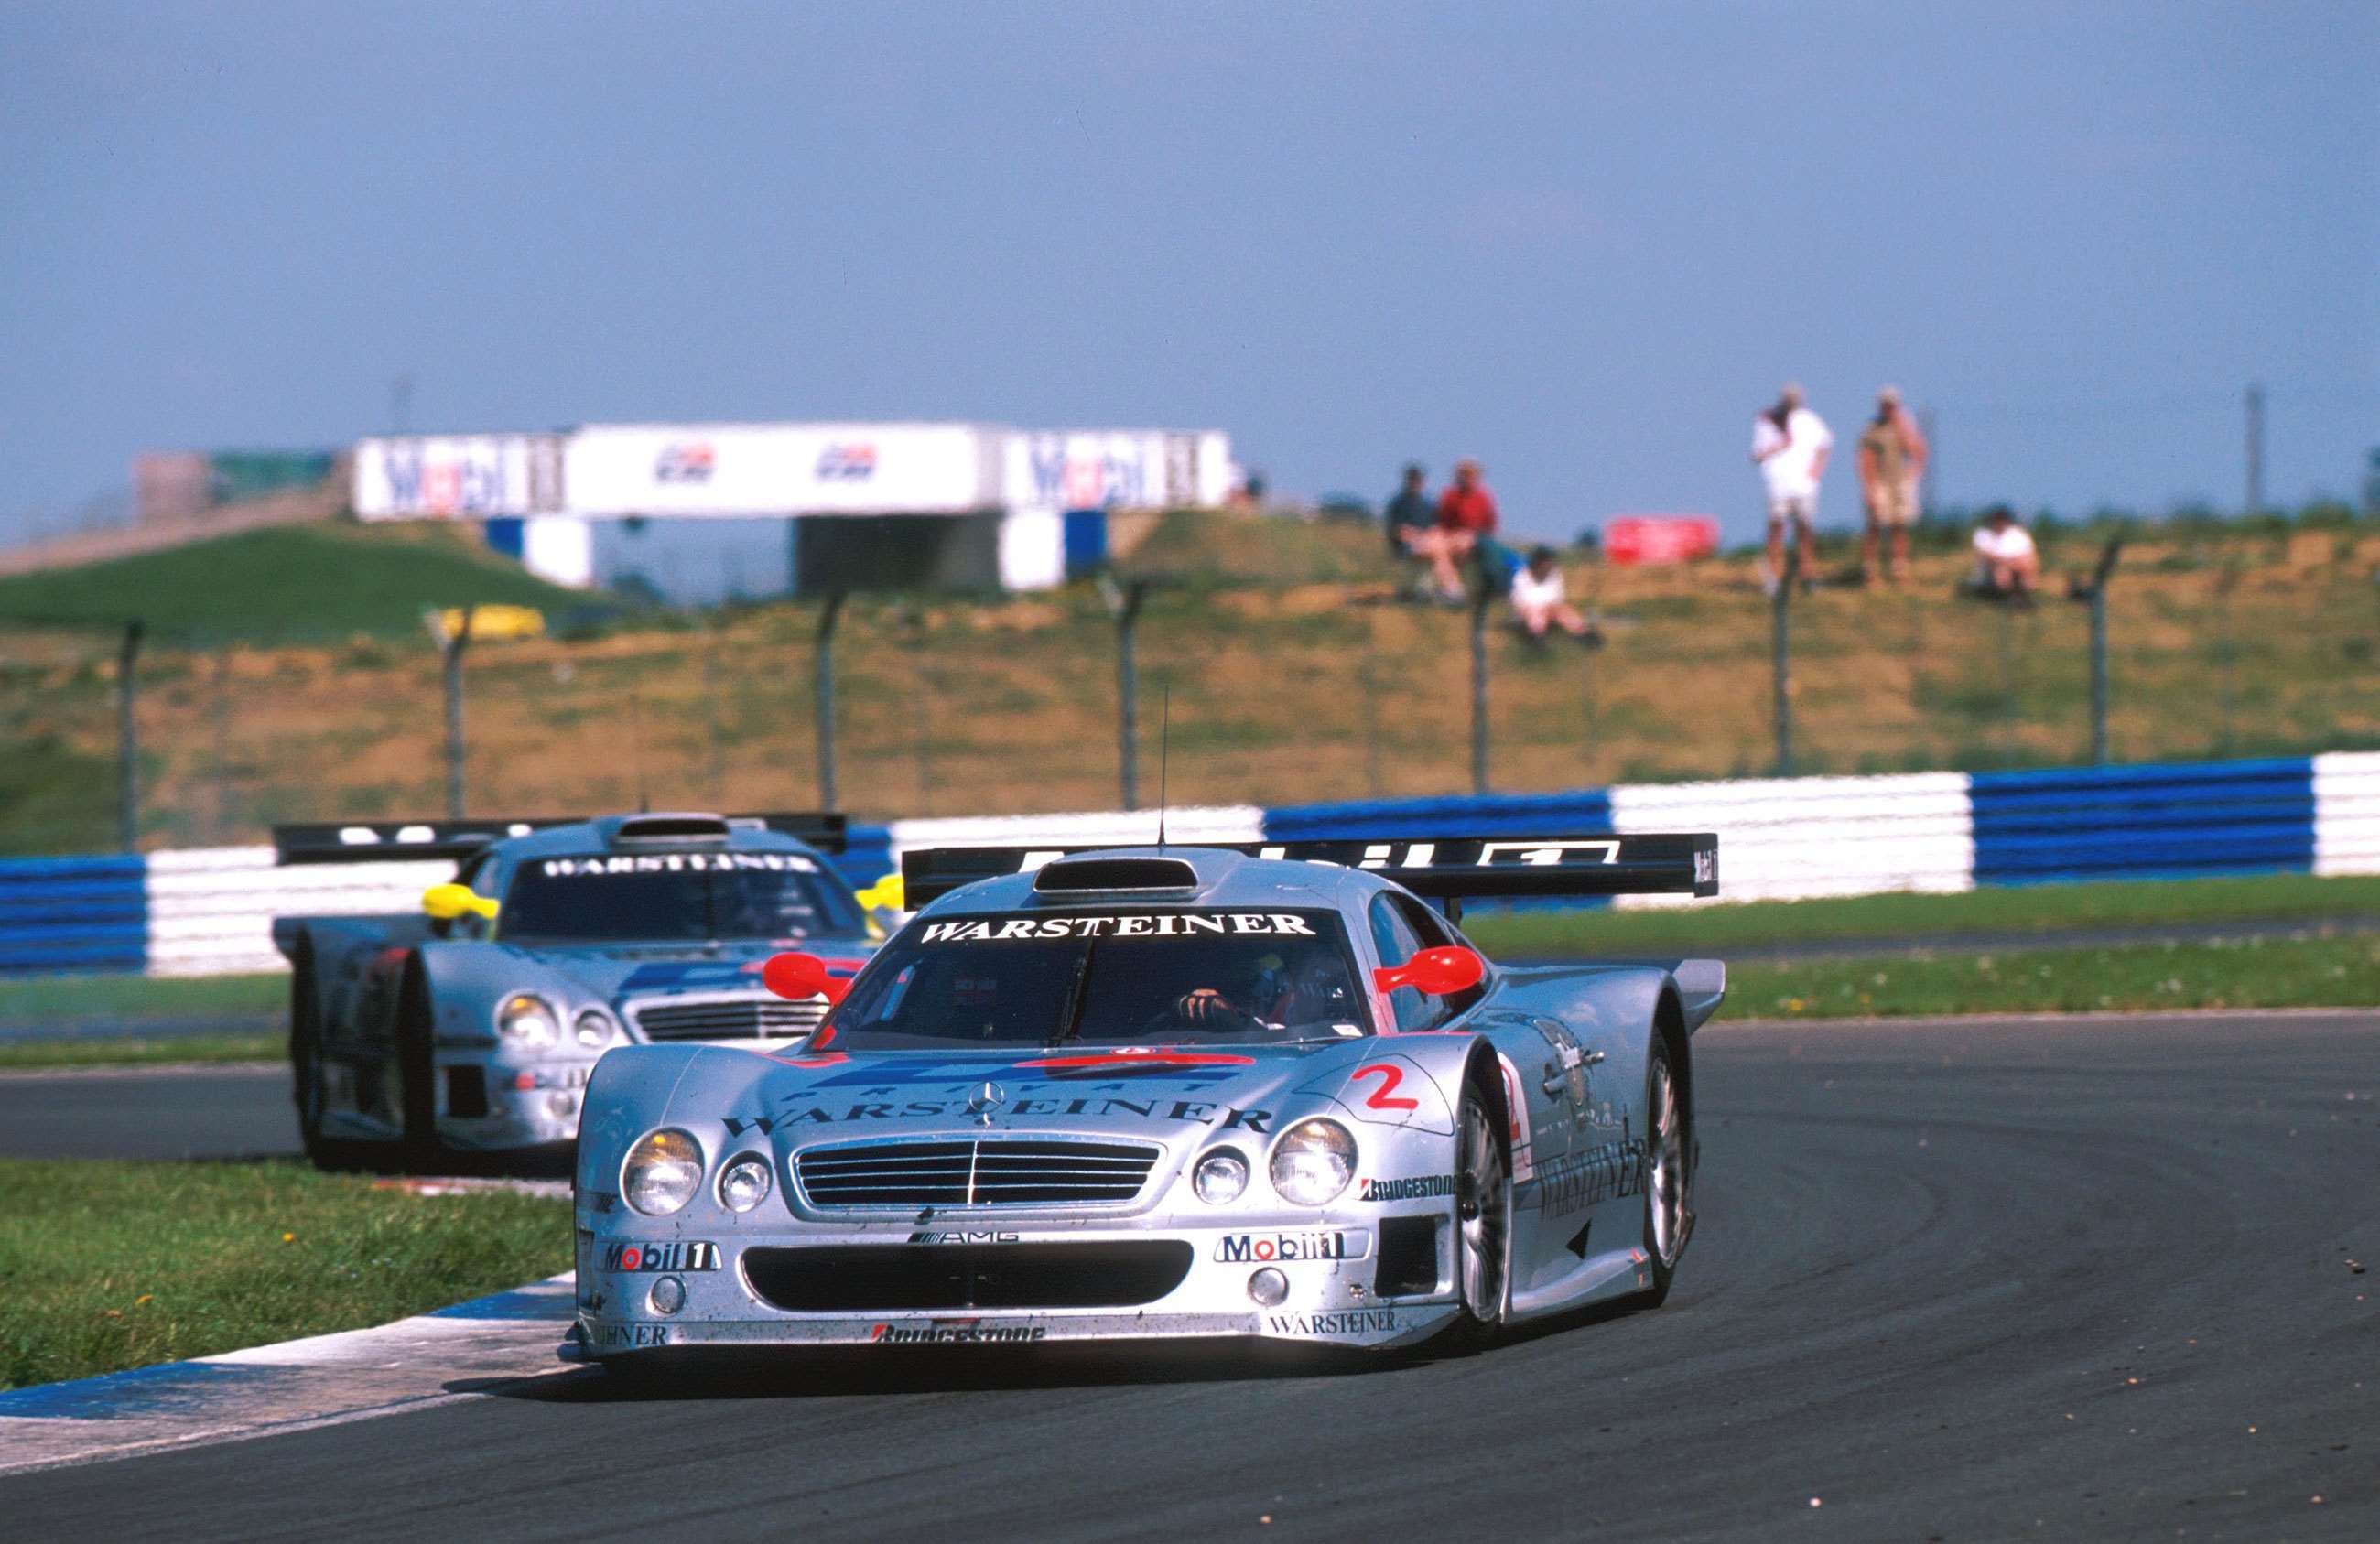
left=1424, top=458, right=1498, bottom=599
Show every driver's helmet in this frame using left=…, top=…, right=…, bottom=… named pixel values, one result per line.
left=1250, top=943, right=1356, bottom=1026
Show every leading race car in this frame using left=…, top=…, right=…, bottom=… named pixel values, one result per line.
left=565, top=832, right=1724, bottom=1364
left=271, top=811, right=887, bottom=1169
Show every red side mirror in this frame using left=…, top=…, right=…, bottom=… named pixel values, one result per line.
left=1373, top=945, right=1485, bottom=997
left=762, top=952, right=850, bottom=1004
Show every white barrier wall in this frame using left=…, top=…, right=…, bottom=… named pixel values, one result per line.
left=145, top=848, right=453, bottom=977
left=2313, top=751, right=2380, bottom=876
left=1609, top=772, right=1974, bottom=906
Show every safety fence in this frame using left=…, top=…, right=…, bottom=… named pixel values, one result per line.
left=2, top=751, right=2375, bottom=978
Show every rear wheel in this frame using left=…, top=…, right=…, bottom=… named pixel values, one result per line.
left=1638, top=1036, right=1691, bottom=1305
left=395, top=965, right=442, bottom=1173
left=1448, top=1085, right=1511, bottom=1345
left=291, top=957, right=371, bottom=1171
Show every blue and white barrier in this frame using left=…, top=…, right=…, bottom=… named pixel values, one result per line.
left=3, top=753, right=2375, bottom=977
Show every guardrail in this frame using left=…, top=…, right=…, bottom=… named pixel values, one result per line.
left=2, top=751, right=2375, bottom=977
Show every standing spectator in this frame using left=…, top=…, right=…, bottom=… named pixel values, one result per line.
left=1856, top=385, right=1929, bottom=586
left=1429, top=458, right=1499, bottom=600
left=1384, top=462, right=1436, bottom=599
left=1750, top=383, right=1831, bottom=593
left=1509, top=545, right=1598, bottom=644
left=1970, top=505, right=2039, bottom=603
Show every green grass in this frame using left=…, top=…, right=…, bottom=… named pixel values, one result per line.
left=0, top=522, right=592, bottom=642
left=0, top=972, right=284, bottom=1023
left=0, top=1033, right=281, bottom=1070
left=1728, top=934, right=2380, bottom=1020
left=0, top=1158, right=568, bottom=1389
left=1464, top=871, right=2380, bottom=958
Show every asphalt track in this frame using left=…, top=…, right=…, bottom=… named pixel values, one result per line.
left=6, top=1010, right=2377, bottom=1541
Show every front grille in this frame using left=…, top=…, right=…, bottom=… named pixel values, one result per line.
left=795, top=1138, right=1161, bottom=1210
left=630, top=995, right=827, bottom=1042
left=744, top=1242, right=1194, bottom=1311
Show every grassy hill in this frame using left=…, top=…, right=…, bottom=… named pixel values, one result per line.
left=2, top=508, right=2375, bottom=854
left=0, top=521, right=594, bottom=642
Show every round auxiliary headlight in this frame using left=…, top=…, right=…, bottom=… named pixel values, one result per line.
left=497, top=993, right=558, bottom=1050
left=718, top=1154, right=774, bottom=1214
left=1269, top=1118, right=1356, bottom=1207
left=1248, top=1268, right=1290, bottom=1307
left=649, top=1276, right=686, bottom=1316
left=622, top=1128, right=705, bottom=1215
left=573, top=1009, right=615, bottom=1049
left=1193, top=1149, right=1250, bottom=1205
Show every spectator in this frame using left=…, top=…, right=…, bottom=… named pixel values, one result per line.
left=1384, top=462, right=1436, bottom=599
left=1970, top=505, right=2039, bottom=603
left=1751, top=383, right=1831, bottom=594
left=1510, top=545, right=1599, bottom=645
left=1856, top=385, right=1928, bottom=586
left=1429, top=458, right=1499, bottom=601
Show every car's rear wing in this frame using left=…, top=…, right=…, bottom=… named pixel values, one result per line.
left=272, top=812, right=849, bottom=865
left=899, top=833, right=1717, bottom=907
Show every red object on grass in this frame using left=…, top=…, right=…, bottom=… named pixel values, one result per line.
left=1605, top=515, right=1720, bottom=567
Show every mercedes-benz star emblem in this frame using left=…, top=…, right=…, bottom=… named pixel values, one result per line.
left=964, top=1081, right=1006, bottom=1125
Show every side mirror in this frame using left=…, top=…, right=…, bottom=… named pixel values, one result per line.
left=1373, top=945, right=1485, bottom=998
left=762, top=951, right=851, bottom=1004
left=423, top=883, right=498, bottom=923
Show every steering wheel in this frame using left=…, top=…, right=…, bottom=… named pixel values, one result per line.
left=1141, top=988, right=1269, bottom=1035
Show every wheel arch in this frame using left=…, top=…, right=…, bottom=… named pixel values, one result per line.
left=1653, top=985, right=1692, bottom=1137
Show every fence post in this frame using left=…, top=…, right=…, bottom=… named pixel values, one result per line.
left=1107, top=578, right=1152, bottom=810
left=115, top=620, right=144, bottom=851
left=1469, top=589, right=1492, bottom=794
left=814, top=591, right=845, bottom=810
left=438, top=608, right=473, bottom=817
left=2071, top=538, right=2124, bottom=767
left=1771, top=550, right=1797, bottom=777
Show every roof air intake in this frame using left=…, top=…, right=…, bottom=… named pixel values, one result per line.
left=614, top=814, right=734, bottom=844
left=1033, top=857, right=1201, bottom=894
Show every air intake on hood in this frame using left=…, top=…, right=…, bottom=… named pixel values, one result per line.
left=614, top=814, right=733, bottom=843
left=1033, top=857, right=1200, bottom=893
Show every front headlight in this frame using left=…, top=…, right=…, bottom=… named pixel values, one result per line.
left=496, top=993, right=558, bottom=1050
left=718, top=1154, right=773, bottom=1214
left=1193, top=1148, right=1250, bottom=1204
left=572, top=1008, right=616, bottom=1049
left=622, top=1128, right=705, bottom=1215
left=1269, top=1118, right=1356, bottom=1206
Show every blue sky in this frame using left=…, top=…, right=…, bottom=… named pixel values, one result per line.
left=5, top=1, right=2374, bottom=544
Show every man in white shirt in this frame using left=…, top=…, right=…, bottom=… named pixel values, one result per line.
left=1751, top=383, right=1832, bottom=592
left=1971, top=505, right=2039, bottom=601
left=1509, top=545, right=1597, bottom=644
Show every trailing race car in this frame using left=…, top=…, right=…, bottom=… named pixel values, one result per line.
left=565, top=832, right=1724, bottom=1365
left=271, top=811, right=886, bottom=1169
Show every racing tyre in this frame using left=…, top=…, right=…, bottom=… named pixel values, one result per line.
left=1637, top=1034, right=1691, bottom=1307
left=395, top=964, right=443, bottom=1173
left=291, top=956, right=370, bottom=1171
left=1447, top=1083, right=1512, bottom=1347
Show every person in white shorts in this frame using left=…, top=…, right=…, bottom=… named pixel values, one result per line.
left=1509, top=545, right=1596, bottom=644
left=1751, top=383, right=1832, bottom=592
left=1971, top=505, right=2039, bottom=602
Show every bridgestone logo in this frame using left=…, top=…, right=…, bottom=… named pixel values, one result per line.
left=870, top=1323, right=1047, bottom=1344
left=1358, top=1175, right=1456, bottom=1203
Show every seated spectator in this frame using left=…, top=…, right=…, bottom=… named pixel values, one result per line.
left=1383, top=463, right=1435, bottom=600
left=1429, top=458, right=1499, bottom=601
left=1510, top=545, right=1599, bottom=645
left=1970, top=505, right=2039, bottom=603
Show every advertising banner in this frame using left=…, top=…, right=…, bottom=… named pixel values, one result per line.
left=1005, top=430, right=1232, bottom=513
left=1605, top=515, right=1722, bottom=567
left=354, top=436, right=562, bottom=519
left=565, top=423, right=996, bottom=517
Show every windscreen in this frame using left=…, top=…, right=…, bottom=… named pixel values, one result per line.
left=821, top=908, right=1370, bottom=1049
left=498, top=852, right=864, bottom=943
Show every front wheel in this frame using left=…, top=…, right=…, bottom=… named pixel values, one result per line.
left=1447, top=1084, right=1512, bottom=1347
left=1638, top=1035, right=1692, bottom=1305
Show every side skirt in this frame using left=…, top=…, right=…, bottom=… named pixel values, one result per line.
left=1506, top=1244, right=1657, bottom=1321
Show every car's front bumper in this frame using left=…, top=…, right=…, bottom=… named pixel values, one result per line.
left=567, top=1214, right=1463, bottom=1357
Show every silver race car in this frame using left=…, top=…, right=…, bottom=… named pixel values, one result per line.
left=271, top=811, right=885, bottom=1169
left=566, top=832, right=1723, bottom=1363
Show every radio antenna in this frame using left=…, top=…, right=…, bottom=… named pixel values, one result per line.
left=1155, top=685, right=1172, bottom=852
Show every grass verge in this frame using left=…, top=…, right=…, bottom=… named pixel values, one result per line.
left=0, top=1158, right=568, bottom=1390
left=0, top=972, right=285, bottom=1025
left=1463, top=871, right=2380, bottom=958
left=0, top=1033, right=282, bottom=1071
left=1727, top=934, right=2380, bottom=1020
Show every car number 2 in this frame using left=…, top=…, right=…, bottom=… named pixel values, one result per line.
left=1350, top=1064, right=1421, bottom=1112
